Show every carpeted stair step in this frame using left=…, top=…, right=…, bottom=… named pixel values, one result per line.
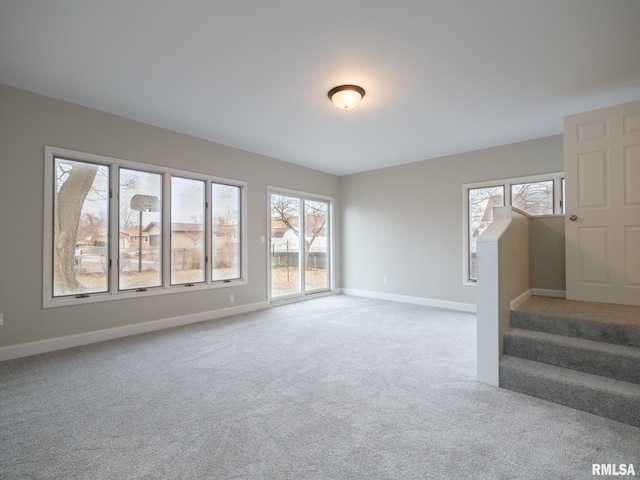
left=510, top=297, right=640, bottom=347
left=499, top=355, right=640, bottom=427
left=503, top=328, right=640, bottom=385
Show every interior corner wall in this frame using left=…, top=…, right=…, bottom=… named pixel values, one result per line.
left=530, top=216, right=566, bottom=292
left=0, top=83, right=341, bottom=349
left=340, top=135, right=564, bottom=308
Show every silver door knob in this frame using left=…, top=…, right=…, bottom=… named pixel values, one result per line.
left=569, top=215, right=578, bottom=221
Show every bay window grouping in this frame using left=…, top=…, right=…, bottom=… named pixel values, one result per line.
left=44, top=147, right=245, bottom=306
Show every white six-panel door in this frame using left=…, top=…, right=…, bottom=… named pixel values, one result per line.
left=564, top=100, right=640, bottom=306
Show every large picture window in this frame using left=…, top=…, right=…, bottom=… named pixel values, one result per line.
left=44, top=147, right=246, bottom=307
left=462, top=172, right=564, bottom=285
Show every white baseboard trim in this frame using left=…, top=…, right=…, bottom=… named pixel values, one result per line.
left=531, top=288, right=566, bottom=298
left=0, top=301, right=269, bottom=362
left=341, top=288, right=476, bottom=313
left=510, top=289, right=532, bottom=310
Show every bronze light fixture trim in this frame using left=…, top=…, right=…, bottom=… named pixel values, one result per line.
left=328, top=84, right=365, bottom=109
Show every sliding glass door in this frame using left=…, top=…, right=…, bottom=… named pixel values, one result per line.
left=270, top=193, right=302, bottom=297
left=303, top=199, right=329, bottom=293
left=269, top=190, right=331, bottom=300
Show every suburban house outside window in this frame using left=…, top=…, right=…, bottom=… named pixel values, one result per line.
left=462, top=172, right=564, bottom=285
left=119, top=167, right=163, bottom=291
left=171, top=176, right=206, bottom=286
left=43, top=146, right=246, bottom=307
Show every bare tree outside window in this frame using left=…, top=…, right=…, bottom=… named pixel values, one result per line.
left=53, top=157, right=109, bottom=296
left=119, top=170, right=140, bottom=229
left=511, top=180, right=553, bottom=215
left=271, top=194, right=301, bottom=297
left=304, top=200, right=328, bottom=291
left=183, top=216, right=204, bottom=248
left=468, top=186, right=505, bottom=281
left=45, top=147, right=246, bottom=307
left=270, top=193, right=329, bottom=297
left=463, top=173, right=563, bottom=285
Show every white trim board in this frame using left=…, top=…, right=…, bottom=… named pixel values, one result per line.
left=0, top=301, right=268, bottom=362
left=531, top=288, right=566, bottom=298
left=510, top=289, right=532, bottom=310
left=342, top=289, right=477, bottom=313
left=509, top=288, right=566, bottom=311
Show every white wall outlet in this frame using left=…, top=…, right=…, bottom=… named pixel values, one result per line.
left=0, top=313, right=3, bottom=326
left=383, top=276, right=388, bottom=284
left=261, top=235, right=265, bottom=244
left=229, top=295, right=235, bottom=303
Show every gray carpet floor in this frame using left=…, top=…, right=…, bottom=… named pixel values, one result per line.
left=1, top=295, right=638, bottom=479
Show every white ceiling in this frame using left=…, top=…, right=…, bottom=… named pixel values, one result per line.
left=1, top=1, right=640, bottom=176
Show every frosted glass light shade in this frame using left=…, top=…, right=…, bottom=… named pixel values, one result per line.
left=328, top=85, right=365, bottom=109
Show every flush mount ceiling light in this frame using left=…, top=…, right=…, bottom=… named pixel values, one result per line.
left=328, top=84, right=365, bottom=109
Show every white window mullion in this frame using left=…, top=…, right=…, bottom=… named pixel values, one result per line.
left=110, top=165, right=120, bottom=295
left=300, top=197, right=306, bottom=295
left=162, top=173, right=172, bottom=289
left=240, top=183, right=247, bottom=283
left=205, top=181, right=212, bottom=284
left=325, top=202, right=332, bottom=292
left=42, top=147, right=55, bottom=306
left=554, top=176, right=563, bottom=214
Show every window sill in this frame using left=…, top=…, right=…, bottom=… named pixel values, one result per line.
left=43, top=278, right=247, bottom=309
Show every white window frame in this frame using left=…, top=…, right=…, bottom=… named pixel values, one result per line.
left=462, top=171, right=564, bottom=286
left=43, top=146, right=247, bottom=308
left=267, top=186, right=334, bottom=303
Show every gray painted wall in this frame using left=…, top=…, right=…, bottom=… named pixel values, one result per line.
left=530, top=216, right=566, bottom=291
left=341, top=135, right=564, bottom=307
left=0, top=82, right=566, bottom=351
left=0, top=84, right=342, bottom=348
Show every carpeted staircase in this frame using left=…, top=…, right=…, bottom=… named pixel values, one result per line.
left=499, top=296, right=640, bottom=427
